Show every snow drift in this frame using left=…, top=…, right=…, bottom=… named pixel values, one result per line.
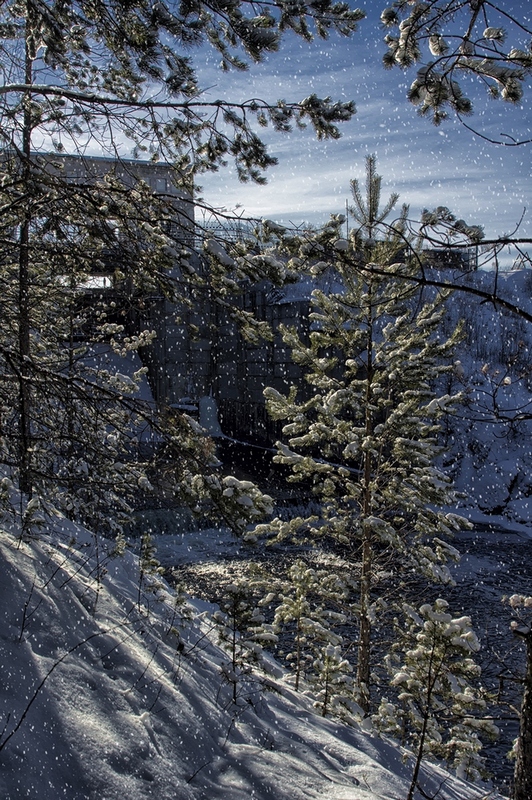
left=0, top=518, right=504, bottom=800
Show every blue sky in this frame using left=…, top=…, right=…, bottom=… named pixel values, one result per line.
left=198, top=4, right=532, bottom=249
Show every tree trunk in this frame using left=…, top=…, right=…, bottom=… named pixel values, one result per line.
left=357, top=501, right=372, bottom=712
left=294, top=616, right=302, bottom=691
left=406, top=647, right=438, bottom=800
left=356, top=303, right=374, bottom=714
left=514, top=632, right=532, bottom=800
left=18, top=23, right=34, bottom=497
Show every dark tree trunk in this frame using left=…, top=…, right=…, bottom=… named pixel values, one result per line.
left=356, top=298, right=374, bottom=714
left=514, top=631, right=532, bottom=800
left=18, top=25, right=34, bottom=497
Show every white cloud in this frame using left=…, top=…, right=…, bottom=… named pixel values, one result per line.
left=197, top=22, right=532, bottom=243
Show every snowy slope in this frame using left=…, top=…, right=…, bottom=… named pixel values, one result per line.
left=425, top=268, right=532, bottom=524
left=0, top=520, right=504, bottom=800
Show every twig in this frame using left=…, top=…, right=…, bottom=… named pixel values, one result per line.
left=185, top=759, right=214, bottom=784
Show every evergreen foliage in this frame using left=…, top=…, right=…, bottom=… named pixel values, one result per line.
left=375, top=599, right=497, bottom=799
left=214, top=577, right=277, bottom=704
left=190, top=475, right=274, bottom=535
left=380, top=2, right=532, bottom=136
left=1, top=0, right=363, bottom=179
left=256, top=156, right=467, bottom=710
left=310, top=643, right=359, bottom=720
left=272, top=558, right=351, bottom=693
left=505, top=594, right=532, bottom=800
left=0, top=0, right=363, bottom=533
left=137, top=530, right=165, bottom=609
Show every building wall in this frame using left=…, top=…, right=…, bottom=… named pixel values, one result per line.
left=36, top=153, right=194, bottom=236
left=210, top=284, right=310, bottom=444
left=37, top=153, right=207, bottom=406
left=140, top=276, right=217, bottom=408
left=138, top=275, right=311, bottom=444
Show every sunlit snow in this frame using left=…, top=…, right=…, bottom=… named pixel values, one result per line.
left=0, top=517, right=507, bottom=800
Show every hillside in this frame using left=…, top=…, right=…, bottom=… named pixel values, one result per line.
left=423, top=267, right=532, bottom=525
left=2, top=268, right=531, bottom=800
left=0, top=519, right=505, bottom=800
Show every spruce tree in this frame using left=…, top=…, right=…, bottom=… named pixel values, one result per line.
left=257, top=156, right=466, bottom=711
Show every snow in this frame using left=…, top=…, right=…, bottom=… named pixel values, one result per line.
left=4, top=267, right=532, bottom=799
left=402, top=267, right=532, bottom=532
left=199, top=396, right=224, bottom=437
left=205, top=238, right=236, bottom=268
left=262, top=219, right=287, bottom=236
left=0, top=519, right=505, bottom=800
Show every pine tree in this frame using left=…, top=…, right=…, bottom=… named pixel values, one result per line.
left=272, top=558, right=350, bottom=692
left=0, top=0, right=363, bottom=533
left=375, top=600, right=497, bottom=799
left=505, top=594, right=532, bottom=800
left=213, top=577, right=277, bottom=705
left=380, top=2, right=532, bottom=139
left=257, top=156, right=466, bottom=711
left=137, top=531, right=165, bottom=612
left=311, top=643, right=358, bottom=720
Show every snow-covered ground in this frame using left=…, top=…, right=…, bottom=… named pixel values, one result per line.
left=148, top=511, right=532, bottom=795
left=2, top=269, right=531, bottom=799
left=439, top=268, right=532, bottom=525
left=0, top=517, right=506, bottom=800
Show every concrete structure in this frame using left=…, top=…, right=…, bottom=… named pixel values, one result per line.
left=139, top=276, right=312, bottom=446
left=39, top=153, right=207, bottom=408
left=422, top=247, right=478, bottom=271
left=43, top=155, right=482, bottom=446
left=211, top=282, right=311, bottom=444
left=37, top=152, right=194, bottom=237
